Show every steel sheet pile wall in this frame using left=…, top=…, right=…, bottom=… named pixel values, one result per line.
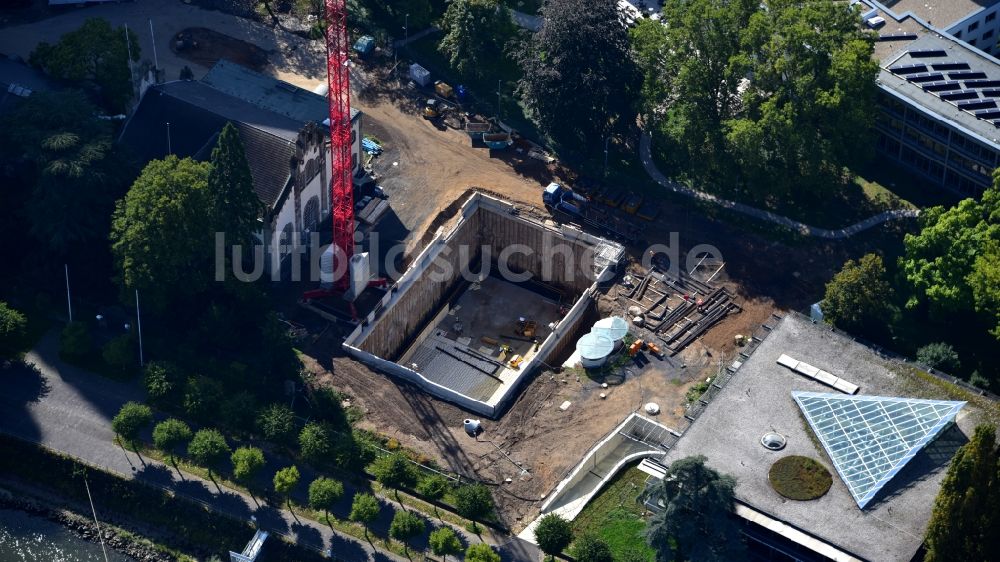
left=477, top=205, right=597, bottom=294
left=357, top=205, right=482, bottom=360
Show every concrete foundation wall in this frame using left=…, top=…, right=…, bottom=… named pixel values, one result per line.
left=343, top=192, right=623, bottom=418
left=356, top=201, right=482, bottom=360
left=477, top=206, right=598, bottom=295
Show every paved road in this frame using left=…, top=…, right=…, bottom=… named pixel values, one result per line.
left=0, top=332, right=515, bottom=561
left=639, top=132, right=921, bottom=239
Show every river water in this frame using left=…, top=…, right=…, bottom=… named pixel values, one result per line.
left=0, top=508, right=135, bottom=562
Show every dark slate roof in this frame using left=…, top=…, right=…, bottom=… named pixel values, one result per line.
left=201, top=59, right=360, bottom=123
left=118, top=80, right=296, bottom=209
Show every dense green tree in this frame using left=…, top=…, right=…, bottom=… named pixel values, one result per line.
left=438, top=0, right=518, bottom=79
left=143, top=361, right=184, bottom=406
left=727, top=0, right=878, bottom=191
left=900, top=185, right=1000, bottom=316
left=969, top=239, right=1000, bottom=339
left=371, top=452, right=418, bottom=499
left=0, top=90, right=126, bottom=260
left=231, top=446, right=266, bottom=486
left=916, top=343, right=962, bottom=373
left=516, top=0, right=640, bottom=155
left=219, top=391, right=259, bottom=434
left=152, top=418, right=192, bottom=461
left=632, top=0, right=756, bottom=182
left=207, top=123, right=262, bottom=250
left=299, top=421, right=334, bottom=464
left=59, top=321, right=91, bottom=359
left=102, top=334, right=136, bottom=375
left=273, top=465, right=300, bottom=507
left=257, top=403, right=297, bottom=445
left=924, top=425, right=1000, bottom=561
left=416, top=473, right=450, bottom=506
left=308, top=476, right=344, bottom=518
left=453, top=483, right=494, bottom=531
left=111, top=402, right=152, bottom=447
left=389, top=510, right=425, bottom=554
left=429, top=526, right=463, bottom=561
left=187, top=429, right=231, bottom=477
left=822, top=253, right=894, bottom=337
left=534, top=513, right=573, bottom=561
left=349, top=492, right=381, bottom=537
left=309, top=386, right=351, bottom=431
left=111, top=156, right=213, bottom=313
left=182, top=376, right=225, bottom=422
left=29, top=18, right=140, bottom=112
left=643, top=455, right=745, bottom=562
left=0, top=302, right=27, bottom=358
left=465, top=543, right=501, bottom=562
left=901, top=186, right=1000, bottom=330
left=572, top=532, right=614, bottom=562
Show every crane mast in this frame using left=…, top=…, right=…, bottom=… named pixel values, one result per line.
left=325, top=0, right=354, bottom=292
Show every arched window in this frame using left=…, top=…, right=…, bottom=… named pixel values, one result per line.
left=303, top=196, right=320, bottom=233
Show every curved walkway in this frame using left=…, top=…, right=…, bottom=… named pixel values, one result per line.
left=639, top=133, right=920, bottom=239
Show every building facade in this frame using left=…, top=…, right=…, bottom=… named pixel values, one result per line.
left=119, top=59, right=363, bottom=275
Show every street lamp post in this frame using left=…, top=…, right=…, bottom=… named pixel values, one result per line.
left=404, top=13, right=409, bottom=44
left=497, top=80, right=502, bottom=120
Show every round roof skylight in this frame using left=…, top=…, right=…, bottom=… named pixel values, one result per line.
left=761, top=433, right=787, bottom=451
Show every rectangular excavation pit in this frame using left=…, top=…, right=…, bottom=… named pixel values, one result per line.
left=343, top=192, right=624, bottom=418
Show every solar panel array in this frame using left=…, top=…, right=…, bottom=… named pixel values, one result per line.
left=890, top=52, right=1000, bottom=128
left=792, top=391, right=965, bottom=509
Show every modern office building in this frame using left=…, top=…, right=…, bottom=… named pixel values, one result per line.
left=864, top=1, right=1000, bottom=196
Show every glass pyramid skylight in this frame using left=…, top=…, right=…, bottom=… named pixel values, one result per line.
left=792, top=391, right=965, bottom=509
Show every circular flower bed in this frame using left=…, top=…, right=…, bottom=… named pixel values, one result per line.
left=768, top=455, right=833, bottom=500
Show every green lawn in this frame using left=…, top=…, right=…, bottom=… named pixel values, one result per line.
left=572, top=464, right=655, bottom=561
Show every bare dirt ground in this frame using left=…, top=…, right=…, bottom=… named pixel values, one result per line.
left=352, top=63, right=567, bottom=255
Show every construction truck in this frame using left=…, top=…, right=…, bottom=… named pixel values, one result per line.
left=542, top=182, right=641, bottom=243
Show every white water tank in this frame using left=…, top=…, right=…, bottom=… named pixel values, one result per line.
left=592, top=316, right=628, bottom=350
left=348, top=252, right=371, bottom=300
left=576, top=332, right=614, bottom=369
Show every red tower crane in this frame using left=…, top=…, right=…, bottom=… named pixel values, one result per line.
left=303, top=0, right=384, bottom=310
left=323, top=0, right=354, bottom=294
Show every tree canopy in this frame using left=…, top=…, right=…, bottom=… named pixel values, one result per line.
left=637, top=0, right=878, bottom=192
left=572, top=533, right=614, bottom=562
left=152, top=418, right=192, bottom=459
left=643, top=455, right=745, bottom=562
left=273, top=465, right=300, bottom=504
left=349, top=492, right=381, bottom=531
left=453, top=483, right=494, bottom=529
left=231, top=446, right=266, bottom=485
left=0, top=90, right=127, bottom=261
left=0, top=302, right=27, bottom=358
left=517, top=0, right=640, bottom=155
left=429, top=527, right=463, bottom=560
left=371, top=452, right=418, bottom=496
left=308, top=476, right=344, bottom=516
left=207, top=123, right=261, bottom=250
left=439, top=0, right=518, bottom=79
left=822, top=253, right=894, bottom=338
left=465, top=543, right=501, bottom=562
left=534, top=513, right=573, bottom=560
left=111, top=402, right=152, bottom=446
left=901, top=186, right=1000, bottom=335
left=389, top=510, right=426, bottom=551
left=111, top=156, right=213, bottom=312
left=29, top=18, right=140, bottom=112
left=187, top=429, right=231, bottom=474
left=924, top=424, right=1000, bottom=561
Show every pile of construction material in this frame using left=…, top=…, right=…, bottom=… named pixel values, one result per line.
left=616, top=267, right=740, bottom=356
